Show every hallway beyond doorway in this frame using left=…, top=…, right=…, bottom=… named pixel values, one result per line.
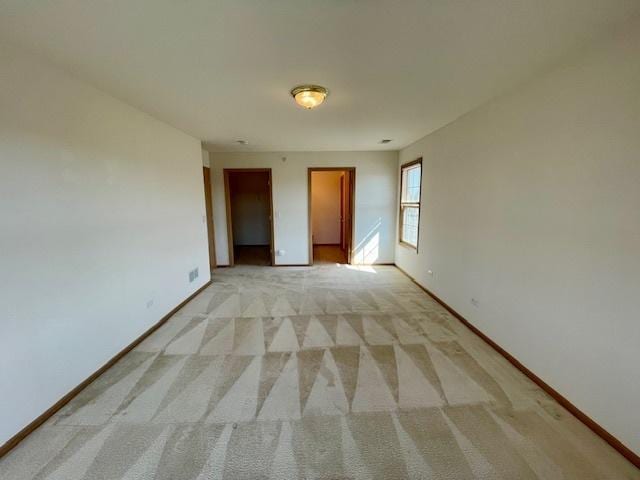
left=313, top=245, right=346, bottom=264
left=309, top=167, right=355, bottom=265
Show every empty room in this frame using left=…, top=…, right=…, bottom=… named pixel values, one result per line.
left=1, top=2, right=639, bottom=479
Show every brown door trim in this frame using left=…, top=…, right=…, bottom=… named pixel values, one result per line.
left=308, top=167, right=356, bottom=265
left=223, top=168, right=275, bottom=266
left=202, top=167, right=216, bottom=269
left=339, top=175, right=345, bottom=250
left=346, top=170, right=355, bottom=264
left=223, top=170, right=234, bottom=266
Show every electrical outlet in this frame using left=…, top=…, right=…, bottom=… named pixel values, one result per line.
left=146, top=299, right=154, bottom=309
left=188, top=268, right=199, bottom=282
left=471, top=298, right=480, bottom=307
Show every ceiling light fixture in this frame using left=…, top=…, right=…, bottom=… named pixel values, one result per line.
left=291, top=85, right=328, bottom=109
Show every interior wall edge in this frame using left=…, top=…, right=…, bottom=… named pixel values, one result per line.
left=394, top=265, right=640, bottom=469
left=394, top=16, right=640, bottom=457
left=0, top=280, right=213, bottom=460
left=0, top=41, right=212, bottom=446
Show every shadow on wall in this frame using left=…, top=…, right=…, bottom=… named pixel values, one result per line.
left=352, top=217, right=381, bottom=264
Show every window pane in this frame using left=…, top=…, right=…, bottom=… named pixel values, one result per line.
left=402, top=164, right=421, bottom=203
left=402, top=206, right=419, bottom=246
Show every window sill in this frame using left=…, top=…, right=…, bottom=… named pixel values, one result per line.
left=398, top=240, right=418, bottom=252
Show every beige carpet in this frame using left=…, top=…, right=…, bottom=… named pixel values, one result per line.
left=1, top=264, right=638, bottom=479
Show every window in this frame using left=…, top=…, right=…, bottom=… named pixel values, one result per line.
left=399, top=158, right=422, bottom=249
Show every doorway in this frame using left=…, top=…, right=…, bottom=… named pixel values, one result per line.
left=224, top=169, right=274, bottom=266
left=308, top=167, right=355, bottom=265
left=202, top=167, right=216, bottom=270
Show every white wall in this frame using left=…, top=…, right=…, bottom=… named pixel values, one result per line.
left=208, top=151, right=398, bottom=265
left=229, top=171, right=271, bottom=246
left=0, top=43, right=210, bottom=445
left=395, top=18, right=640, bottom=455
left=311, top=171, right=342, bottom=244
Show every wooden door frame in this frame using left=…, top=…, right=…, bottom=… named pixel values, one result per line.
left=308, top=167, right=356, bottom=265
left=339, top=175, right=345, bottom=250
left=223, top=168, right=275, bottom=266
left=202, top=167, right=217, bottom=269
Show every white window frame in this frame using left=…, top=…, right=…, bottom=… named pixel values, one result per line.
left=399, top=158, right=422, bottom=250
